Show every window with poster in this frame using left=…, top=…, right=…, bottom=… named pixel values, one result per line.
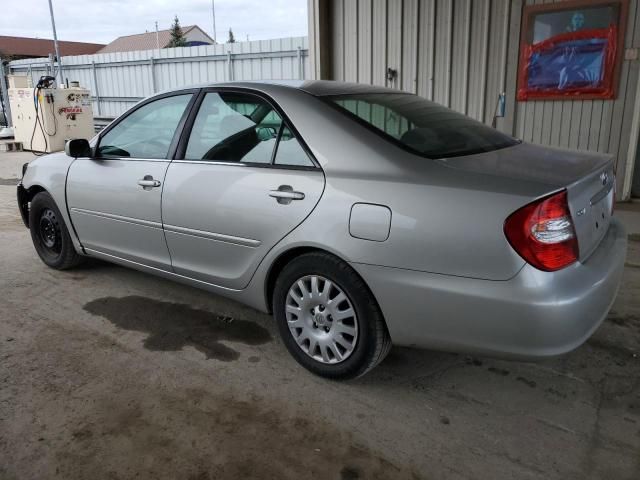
left=518, top=0, right=628, bottom=101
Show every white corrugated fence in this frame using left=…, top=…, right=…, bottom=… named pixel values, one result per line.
left=8, top=36, right=309, bottom=119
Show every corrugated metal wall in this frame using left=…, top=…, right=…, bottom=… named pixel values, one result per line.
left=315, top=0, right=513, bottom=124
left=516, top=1, right=640, bottom=163
left=310, top=0, right=640, bottom=199
left=8, top=37, right=309, bottom=118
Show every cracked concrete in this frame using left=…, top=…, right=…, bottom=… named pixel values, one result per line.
left=0, top=151, right=639, bottom=479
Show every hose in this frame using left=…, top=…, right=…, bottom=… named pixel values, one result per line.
left=29, top=76, right=57, bottom=156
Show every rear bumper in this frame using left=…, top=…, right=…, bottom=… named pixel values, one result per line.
left=351, top=217, right=627, bottom=359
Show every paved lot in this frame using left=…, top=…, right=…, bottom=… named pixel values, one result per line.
left=0, top=151, right=639, bottom=480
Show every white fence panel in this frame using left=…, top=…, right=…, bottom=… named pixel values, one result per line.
left=8, top=36, right=309, bottom=119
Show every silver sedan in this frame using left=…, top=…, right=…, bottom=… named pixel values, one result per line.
left=17, top=81, right=627, bottom=379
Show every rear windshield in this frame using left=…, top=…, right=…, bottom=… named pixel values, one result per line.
left=327, top=93, right=518, bottom=159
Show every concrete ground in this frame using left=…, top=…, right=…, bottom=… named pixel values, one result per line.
left=0, top=150, right=638, bottom=480
left=617, top=201, right=640, bottom=239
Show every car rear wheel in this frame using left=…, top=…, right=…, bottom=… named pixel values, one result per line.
left=273, top=252, right=391, bottom=379
left=29, top=192, right=83, bottom=270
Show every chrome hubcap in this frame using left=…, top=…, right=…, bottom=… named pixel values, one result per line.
left=285, top=275, right=358, bottom=364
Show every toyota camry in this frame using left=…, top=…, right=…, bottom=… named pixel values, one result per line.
left=17, top=80, right=627, bottom=379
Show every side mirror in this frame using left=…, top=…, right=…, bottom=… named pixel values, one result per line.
left=65, top=138, right=92, bottom=158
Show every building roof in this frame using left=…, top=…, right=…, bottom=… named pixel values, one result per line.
left=0, top=36, right=104, bottom=59
left=98, top=26, right=214, bottom=54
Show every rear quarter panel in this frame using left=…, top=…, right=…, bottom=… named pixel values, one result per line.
left=256, top=86, right=553, bottom=280
left=265, top=171, right=535, bottom=280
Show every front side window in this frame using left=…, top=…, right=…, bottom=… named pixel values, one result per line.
left=185, top=92, right=283, bottom=163
left=98, top=94, right=192, bottom=159
left=329, top=93, right=518, bottom=159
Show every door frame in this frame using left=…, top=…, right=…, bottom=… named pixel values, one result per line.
left=92, top=88, right=201, bottom=160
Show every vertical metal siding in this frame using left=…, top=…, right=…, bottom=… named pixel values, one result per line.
left=371, top=0, right=388, bottom=86
left=401, top=0, right=419, bottom=93
left=313, top=0, right=640, bottom=199
left=387, top=0, right=404, bottom=90
left=484, top=0, right=511, bottom=125
left=9, top=36, right=310, bottom=119
left=433, top=0, right=453, bottom=107
left=344, top=0, right=359, bottom=82
left=467, top=0, right=490, bottom=121
left=450, top=0, right=471, bottom=114
left=308, top=0, right=322, bottom=80
left=416, top=0, right=436, bottom=99
left=502, top=0, right=524, bottom=135
left=331, top=1, right=346, bottom=81
left=358, top=0, right=373, bottom=84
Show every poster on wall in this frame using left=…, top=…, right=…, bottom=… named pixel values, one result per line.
left=518, top=0, right=628, bottom=101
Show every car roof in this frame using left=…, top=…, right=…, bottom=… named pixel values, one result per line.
left=169, top=80, right=407, bottom=97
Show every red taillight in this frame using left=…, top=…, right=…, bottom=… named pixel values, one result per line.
left=504, top=190, right=578, bottom=272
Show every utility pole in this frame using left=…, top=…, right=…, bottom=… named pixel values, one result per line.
left=155, top=21, right=160, bottom=49
left=211, top=0, right=217, bottom=43
left=47, top=0, right=63, bottom=85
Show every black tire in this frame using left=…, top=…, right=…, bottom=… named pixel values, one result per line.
left=29, top=191, right=83, bottom=270
left=273, top=252, right=391, bottom=380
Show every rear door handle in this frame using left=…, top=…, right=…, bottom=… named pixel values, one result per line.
left=269, top=190, right=305, bottom=200
left=138, top=175, right=161, bottom=190
left=269, top=185, right=305, bottom=204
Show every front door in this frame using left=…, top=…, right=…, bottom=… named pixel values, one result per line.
left=162, top=90, right=325, bottom=289
left=67, top=93, right=194, bottom=269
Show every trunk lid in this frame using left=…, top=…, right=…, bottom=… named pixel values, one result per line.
left=566, top=160, right=615, bottom=261
left=438, top=142, right=615, bottom=262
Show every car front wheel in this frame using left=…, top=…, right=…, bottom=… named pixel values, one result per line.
left=29, top=191, right=83, bottom=270
left=273, top=252, right=391, bottom=379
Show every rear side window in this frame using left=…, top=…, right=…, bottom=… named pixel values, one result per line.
left=185, top=91, right=314, bottom=168
left=185, top=92, right=282, bottom=163
left=273, top=125, right=314, bottom=167
left=328, top=93, right=518, bottom=159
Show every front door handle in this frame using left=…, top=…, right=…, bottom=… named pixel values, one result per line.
left=138, top=175, right=161, bottom=190
left=269, top=185, right=305, bottom=204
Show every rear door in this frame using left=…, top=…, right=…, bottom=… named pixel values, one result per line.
left=162, top=89, right=325, bottom=289
left=67, top=92, right=195, bottom=269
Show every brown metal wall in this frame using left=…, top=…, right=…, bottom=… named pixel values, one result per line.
left=309, top=0, right=640, bottom=199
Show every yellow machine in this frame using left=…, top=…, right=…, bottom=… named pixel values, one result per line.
left=8, top=75, right=95, bottom=153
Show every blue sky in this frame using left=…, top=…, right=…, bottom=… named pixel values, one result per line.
left=1, top=0, right=308, bottom=44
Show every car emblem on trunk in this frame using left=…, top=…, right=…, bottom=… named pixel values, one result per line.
left=600, top=171, right=608, bottom=185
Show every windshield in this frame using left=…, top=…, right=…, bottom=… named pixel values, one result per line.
left=327, top=93, right=518, bottom=159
